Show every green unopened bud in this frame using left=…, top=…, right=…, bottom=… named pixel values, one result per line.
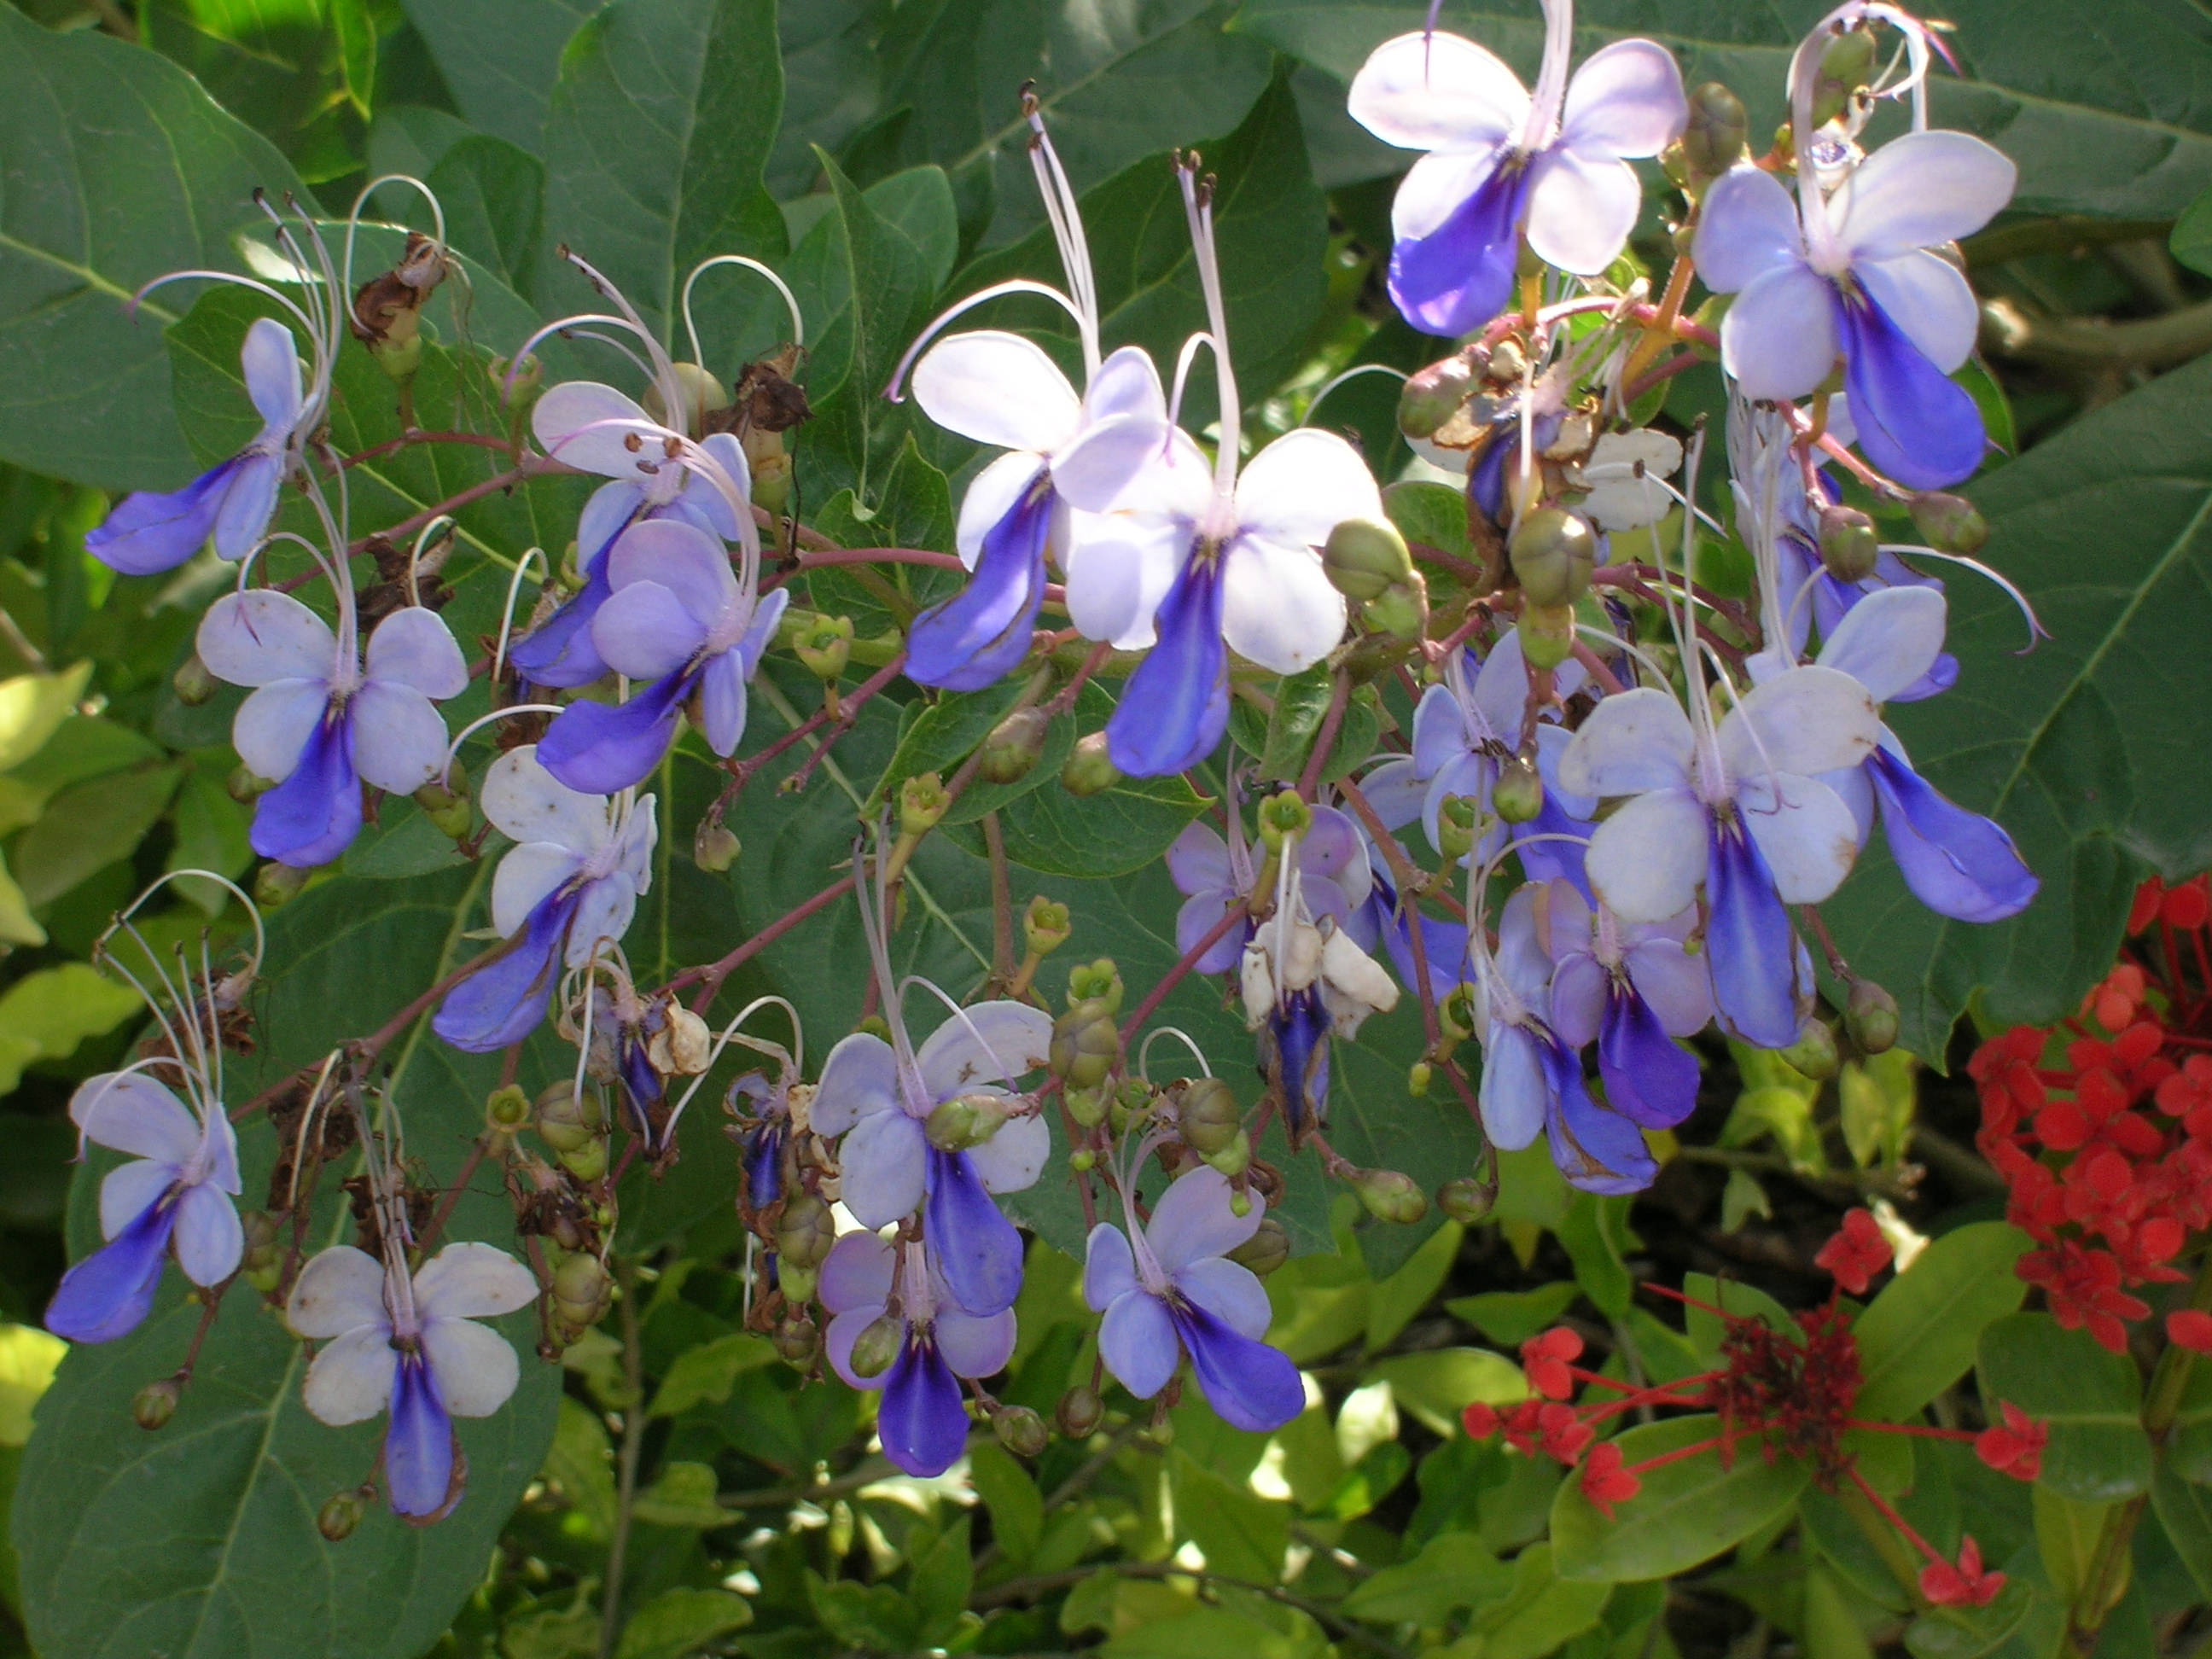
left=317, top=1489, right=366, bottom=1542
left=172, top=652, right=218, bottom=707
left=1779, top=1017, right=1840, bottom=1081
left=1056, top=1384, right=1104, bottom=1439
left=1362, top=574, right=1429, bottom=642
left=979, top=707, right=1049, bottom=784
left=486, top=1083, right=531, bottom=1132
left=1493, top=755, right=1544, bottom=824
left=534, top=1082, right=603, bottom=1154
left=1051, top=998, right=1121, bottom=1091
left=694, top=819, right=740, bottom=872
left=552, top=1252, right=613, bottom=1335
left=1323, top=517, right=1414, bottom=602
left=1226, top=1217, right=1289, bottom=1278
left=992, top=1404, right=1050, bottom=1458
left=1680, top=81, right=1748, bottom=179
left=773, top=1313, right=820, bottom=1366
left=493, top=352, right=543, bottom=408
left=643, top=362, right=732, bottom=431
left=1436, top=793, right=1481, bottom=861
left=1487, top=339, right=1527, bottom=385
left=1350, top=1167, right=1429, bottom=1225
left=1516, top=601, right=1578, bottom=671
left=1397, top=352, right=1476, bottom=440
left=133, top=1377, right=180, bottom=1430
left=849, top=1313, right=904, bottom=1380
left=1023, top=895, right=1071, bottom=957
left=1177, top=1076, right=1243, bottom=1157
left=1068, top=1146, right=1097, bottom=1172
left=777, top=1260, right=818, bottom=1304
left=240, top=1209, right=282, bottom=1290
left=1256, top=789, right=1313, bottom=853
left=1062, top=731, right=1120, bottom=796
left=559, top=1137, right=608, bottom=1184
left=1067, top=958, right=1124, bottom=1015
left=1813, top=25, right=1878, bottom=126
left=371, top=331, right=424, bottom=382
left=899, top=771, right=949, bottom=835
left=1437, top=1175, right=1497, bottom=1224
left=1408, top=1061, right=1433, bottom=1097
left=1064, top=1086, right=1107, bottom=1129
left=1510, top=508, right=1598, bottom=608
left=927, top=1091, right=1013, bottom=1151
left=776, top=1192, right=835, bottom=1268
left=413, top=763, right=472, bottom=839
left=1201, top=1127, right=1251, bottom=1179
left=1845, top=978, right=1900, bottom=1056
left=1908, top=492, right=1988, bottom=555
left=253, top=860, right=309, bottom=909
left=228, top=765, right=273, bottom=803
left=794, top=614, right=853, bottom=681
left=1818, top=505, right=1879, bottom=583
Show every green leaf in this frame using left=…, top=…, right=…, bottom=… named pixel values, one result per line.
left=1237, top=0, right=2212, bottom=220
left=1840, top=1051, right=1918, bottom=1170
left=166, top=767, right=254, bottom=914
left=1448, top=1283, right=1581, bottom=1348
left=1557, top=1193, right=1634, bottom=1318
left=0, top=10, right=307, bottom=490
left=424, top=136, right=547, bottom=301
left=1551, top=1415, right=1812, bottom=1583
left=2148, top=1458, right=2212, bottom=1601
left=2030, top=1485, right=2114, bottom=1604
left=968, top=1439, right=1043, bottom=1567
left=329, top=0, right=375, bottom=116
left=1465, top=1541, right=1610, bottom=1659
left=806, top=435, right=960, bottom=637
left=0, top=1326, right=64, bottom=1449
left=1682, top=1272, right=1797, bottom=1362
left=807, top=1571, right=919, bottom=1653
left=1371, top=1348, right=1526, bottom=1439
left=647, top=1331, right=777, bottom=1417
left=630, top=1461, right=729, bottom=1528
left=0, top=665, right=93, bottom=774
left=1901, top=1578, right=2038, bottom=1659
left=1802, top=1563, right=1877, bottom=1659
left=12, top=763, right=182, bottom=909
left=0, top=963, right=143, bottom=1095
left=613, top=1588, right=751, bottom=1659
left=1365, top=1219, right=1462, bottom=1353
left=2170, top=1362, right=2212, bottom=1484
left=541, top=1397, right=617, bottom=1541
left=1342, top=1529, right=1512, bottom=1625
left=1826, top=353, right=2212, bottom=1056
left=1101, top=1605, right=1314, bottom=1659
left=907, top=1515, right=975, bottom=1645
left=1975, top=1313, right=2151, bottom=1502
left=1171, top=1452, right=1288, bottom=1584
left=1852, top=1222, right=2030, bottom=1423
left=2173, top=182, right=2212, bottom=277
left=396, top=0, right=594, bottom=152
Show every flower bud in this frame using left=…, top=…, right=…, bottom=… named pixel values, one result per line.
left=1062, top=731, right=1121, bottom=796
left=227, top=765, right=273, bottom=803
left=1779, top=1017, right=1840, bottom=1081
left=1493, top=755, right=1544, bottom=824
left=1349, top=1167, right=1429, bottom=1225
left=778, top=1260, right=818, bottom=1304
left=695, top=819, right=740, bottom=872
left=1818, top=505, right=1879, bottom=583
left=1408, top=1061, right=1432, bottom=1097
left=559, top=1137, right=608, bottom=1184
left=1845, top=978, right=1900, bottom=1056
left=848, top=1313, right=904, bottom=1380
left=1064, top=1086, right=1107, bottom=1129
left=493, top=353, right=544, bottom=408
left=534, top=1082, right=603, bottom=1154
left=1680, top=81, right=1747, bottom=179
left=1436, top=794, right=1481, bottom=861
left=317, top=1490, right=365, bottom=1542
left=642, top=362, right=731, bottom=432
left=773, top=1313, right=819, bottom=1366
left=1322, top=517, right=1414, bottom=603
left=1068, top=1147, right=1096, bottom=1172
left=1056, top=1384, right=1104, bottom=1438
left=552, top=1251, right=613, bottom=1336
left=1066, top=958, right=1124, bottom=1016
left=486, top=1082, right=531, bottom=1131
left=992, top=1404, right=1050, bottom=1458
left=927, top=1091, right=1012, bottom=1151
left=1510, top=508, right=1597, bottom=608
left=413, top=764, right=472, bottom=840
left=1177, top=1076, right=1243, bottom=1157
left=1908, top=492, right=1988, bottom=555
left=1438, top=1176, right=1496, bottom=1224
left=1255, top=789, right=1313, bottom=853
left=253, top=860, right=309, bottom=909
left=1397, top=352, right=1476, bottom=440
left=1201, top=1127, right=1251, bottom=1179
left=1051, top=998, right=1121, bottom=1091
left=1813, top=25, right=1878, bottom=126
left=1516, top=602, right=1578, bottom=671
left=1023, top=895, right=1071, bottom=957
left=1362, top=574, right=1429, bottom=642
left=776, top=1192, right=835, bottom=1268
left=172, top=652, right=218, bottom=707
left=899, top=771, right=949, bottom=835
left=240, top=1209, right=282, bottom=1290
left=979, top=706, right=1049, bottom=784
left=133, top=1377, right=180, bottom=1431
left=1227, top=1217, right=1289, bottom=1277
left=794, top=614, right=853, bottom=681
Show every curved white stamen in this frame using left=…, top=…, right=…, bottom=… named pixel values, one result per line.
left=882, top=280, right=1090, bottom=405
left=1884, top=544, right=2047, bottom=651
left=438, top=705, right=568, bottom=788
left=1137, top=1026, right=1212, bottom=1082
left=899, top=975, right=1030, bottom=1099
left=1298, top=363, right=1407, bottom=429
left=664, top=994, right=805, bottom=1142
left=492, top=546, right=549, bottom=686
left=1164, top=329, right=1217, bottom=439
left=407, top=516, right=454, bottom=609
left=1177, top=163, right=1241, bottom=498
left=343, top=174, right=449, bottom=294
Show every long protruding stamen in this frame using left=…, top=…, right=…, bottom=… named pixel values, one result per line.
left=1136, top=1027, right=1213, bottom=1082
left=1524, top=0, right=1576, bottom=150
left=560, top=247, right=687, bottom=443
left=344, top=174, right=449, bottom=294
left=492, top=547, right=549, bottom=684
left=664, top=994, right=804, bottom=1141
left=1176, top=159, right=1240, bottom=496
left=852, top=830, right=922, bottom=1079
left=438, top=706, right=568, bottom=787
left=681, top=254, right=806, bottom=368
left=1022, top=93, right=1101, bottom=373
left=882, top=280, right=1091, bottom=404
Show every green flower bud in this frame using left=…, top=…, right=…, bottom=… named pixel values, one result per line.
left=253, top=860, right=309, bottom=909
left=1226, top=1217, right=1289, bottom=1278
left=776, top=1192, right=836, bottom=1268
left=992, top=1404, right=1050, bottom=1458
left=1408, top=1061, right=1433, bottom=1097
left=534, top=1082, right=603, bottom=1154
left=1437, top=1175, right=1496, bottom=1224
left=777, top=1260, right=818, bottom=1305
left=978, top=706, right=1049, bottom=784
left=1510, top=508, right=1598, bottom=608
left=559, top=1137, right=608, bottom=1184
left=1067, top=958, right=1124, bottom=1016
left=1397, top=352, right=1476, bottom=440
left=1362, top=574, right=1429, bottom=642
left=773, top=1313, right=820, bottom=1366
left=1907, top=492, right=1988, bottom=555
left=1436, top=793, right=1481, bottom=861
left=371, top=331, right=424, bottom=383
left=642, top=362, right=732, bottom=432
left=493, top=353, right=544, bottom=408
left=849, top=1313, right=904, bottom=1380
left=1068, top=1146, right=1097, bottom=1172
left=899, top=771, right=950, bottom=835
left=317, top=1489, right=366, bottom=1542
left=552, top=1252, right=613, bottom=1336
left=240, top=1209, right=282, bottom=1291
left=1051, top=998, right=1121, bottom=1091
left=414, top=763, right=472, bottom=840
left=172, top=651, right=218, bottom=707
left=133, top=1377, right=180, bottom=1431
left=486, top=1084, right=531, bottom=1132
left=1493, top=755, right=1544, bottom=824
left=1813, top=25, right=1878, bottom=127
left=1845, top=978, right=1900, bottom=1056
left=794, top=614, right=853, bottom=681
left=1516, top=602, right=1578, bottom=671
left=1176, top=1076, right=1243, bottom=1157
left=1143, top=1414, right=1176, bottom=1447
left=1680, top=81, right=1748, bottom=179
left=1779, top=1017, right=1840, bottom=1081
left=1056, top=1384, right=1104, bottom=1439
left=1255, top=789, right=1313, bottom=853
left=1062, top=731, right=1121, bottom=796
left=1323, top=517, right=1415, bottom=603
left=228, top=765, right=273, bottom=803
left=694, top=819, right=740, bottom=872
left=1201, top=1127, right=1251, bottom=1179
left=1818, top=505, right=1879, bottom=583
left=1349, top=1167, right=1429, bottom=1225
left=1023, top=895, right=1071, bottom=957
left=927, top=1091, right=1013, bottom=1151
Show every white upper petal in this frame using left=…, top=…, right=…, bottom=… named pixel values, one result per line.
left=1222, top=533, right=1348, bottom=675
left=1053, top=410, right=1173, bottom=514
left=1479, top=1022, right=1547, bottom=1150
left=966, top=1111, right=1049, bottom=1195
left=916, top=1002, right=1053, bottom=1097
left=1720, top=261, right=1841, bottom=403
left=1175, top=1255, right=1272, bottom=1341
left=240, top=317, right=305, bottom=434
left=1083, top=346, right=1166, bottom=422
left=811, top=1032, right=900, bottom=1137
left=100, top=1158, right=174, bottom=1240
left=1557, top=38, right=1686, bottom=160
left=1586, top=786, right=1708, bottom=923
left=1855, top=250, right=1980, bottom=373
left=198, top=589, right=335, bottom=687
left=173, top=1180, right=242, bottom=1285
left=421, top=1315, right=521, bottom=1417
left=1146, top=1165, right=1260, bottom=1275
left=1084, top=1223, right=1138, bottom=1312
left=1693, top=166, right=1806, bottom=295
left=302, top=1325, right=397, bottom=1425
left=934, top=1304, right=1016, bottom=1378
left=414, top=1241, right=538, bottom=1321
left=820, top=1229, right=896, bottom=1315
left=365, top=607, right=467, bottom=700
left=567, top=862, right=642, bottom=967
left=1348, top=31, right=1529, bottom=151
left=837, top=1109, right=927, bottom=1227
left=70, top=1072, right=200, bottom=1164
left=1558, top=687, right=1694, bottom=797
left=1738, top=772, right=1861, bottom=904
left=956, top=451, right=1049, bottom=568
left=533, top=381, right=672, bottom=480
left=1526, top=148, right=1640, bottom=276
left=1717, top=665, right=1878, bottom=783
left=287, top=1243, right=391, bottom=1339
left=1167, top=822, right=1232, bottom=894
left=913, top=331, right=1080, bottom=454
left=348, top=681, right=450, bottom=795
left=1236, top=428, right=1382, bottom=554
left=480, top=746, right=613, bottom=858
left=1834, top=130, right=2017, bottom=262
left=1817, top=585, right=1947, bottom=703
left=491, top=841, right=581, bottom=939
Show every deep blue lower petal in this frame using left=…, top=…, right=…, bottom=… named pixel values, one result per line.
left=1538, top=1034, right=1656, bottom=1195
left=538, top=668, right=692, bottom=795
left=1108, top=553, right=1227, bottom=777
left=1388, top=160, right=1532, bottom=340
left=1705, top=812, right=1804, bottom=1049
left=925, top=1146, right=1025, bottom=1317
left=252, top=707, right=363, bottom=867
left=878, top=1335, right=969, bottom=1477
left=85, top=458, right=242, bottom=576
left=1597, top=982, right=1700, bottom=1128
left=619, top=1033, right=664, bottom=1141
left=1833, top=284, right=1986, bottom=491
left=1868, top=748, right=2036, bottom=923
left=510, top=509, right=633, bottom=689
left=742, top=1124, right=785, bottom=1209
left=1522, top=791, right=1595, bottom=899
left=1172, top=1300, right=1304, bottom=1431
left=45, top=1185, right=178, bottom=1343
left=907, top=470, right=1053, bottom=691
left=433, top=884, right=583, bottom=1052
left=1371, top=878, right=1470, bottom=1003
left=385, top=1351, right=457, bottom=1517
left=1270, top=987, right=1333, bottom=1145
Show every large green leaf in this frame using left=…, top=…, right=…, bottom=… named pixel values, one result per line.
left=1974, top=1313, right=2150, bottom=1503
left=1826, top=354, right=2212, bottom=1057
left=1551, top=1414, right=1810, bottom=1583
left=1235, top=0, right=2212, bottom=218
left=395, top=0, right=595, bottom=153
left=1851, top=1222, right=2029, bottom=1423
left=0, top=9, right=307, bottom=492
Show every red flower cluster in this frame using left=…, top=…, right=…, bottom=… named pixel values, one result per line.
left=1970, top=873, right=2212, bottom=1353
left=1813, top=1208, right=1893, bottom=1294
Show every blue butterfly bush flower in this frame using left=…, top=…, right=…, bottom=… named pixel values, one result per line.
left=1347, top=0, right=1686, bottom=337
